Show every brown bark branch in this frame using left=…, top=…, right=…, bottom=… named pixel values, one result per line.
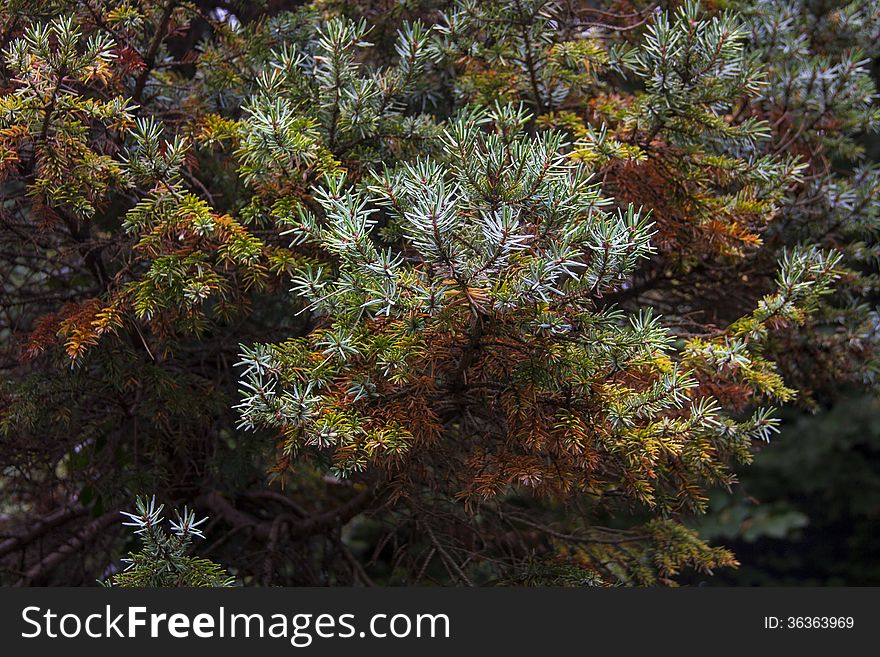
left=132, top=0, right=176, bottom=104
left=0, top=505, right=88, bottom=560
left=15, top=511, right=119, bottom=586
left=196, top=486, right=376, bottom=543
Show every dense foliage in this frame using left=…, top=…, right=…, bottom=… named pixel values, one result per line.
left=1, top=0, right=877, bottom=586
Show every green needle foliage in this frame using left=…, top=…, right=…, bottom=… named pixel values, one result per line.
left=0, top=0, right=876, bottom=586
left=105, top=496, right=234, bottom=588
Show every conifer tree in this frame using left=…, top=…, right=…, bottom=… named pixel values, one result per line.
left=105, top=496, right=234, bottom=587
left=0, top=0, right=877, bottom=586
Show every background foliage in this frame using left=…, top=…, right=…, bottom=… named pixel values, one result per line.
left=1, top=0, right=878, bottom=586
